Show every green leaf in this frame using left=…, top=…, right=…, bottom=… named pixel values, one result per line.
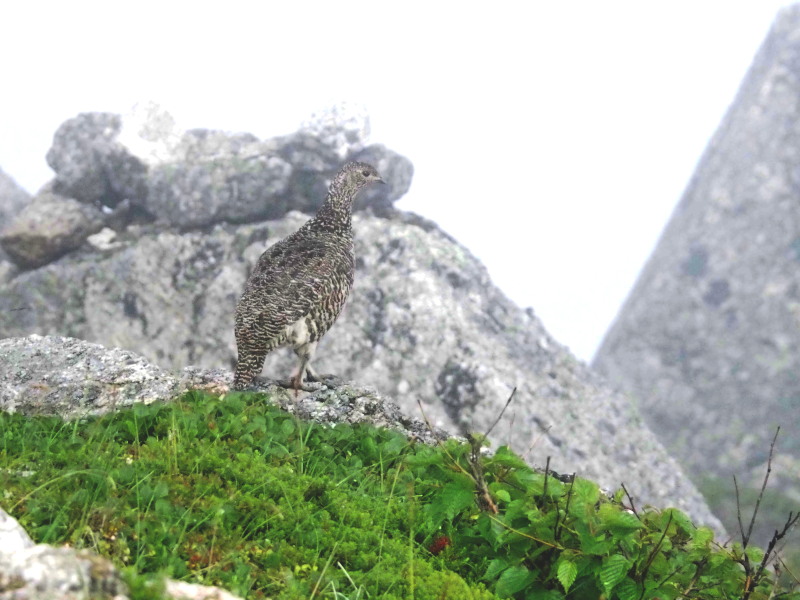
left=556, top=559, right=577, bottom=593
left=425, top=480, right=475, bottom=527
left=491, top=445, right=530, bottom=470
left=615, top=577, right=639, bottom=600
left=495, top=565, right=536, bottom=597
left=483, top=558, right=509, bottom=581
left=600, top=554, right=630, bottom=594
left=495, top=489, right=511, bottom=503
left=572, top=478, right=600, bottom=505
left=607, top=510, right=644, bottom=536
left=665, top=508, right=695, bottom=534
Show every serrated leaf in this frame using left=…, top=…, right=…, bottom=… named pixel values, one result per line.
left=426, top=480, right=475, bottom=527
left=572, top=478, right=600, bottom=505
left=608, top=511, right=644, bottom=535
left=557, top=559, right=577, bottom=593
left=495, top=565, right=536, bottom=597
left=600, top=554, right=630, bottom=594
left=491, top=445, right=530, bottom=470
left=483, top=558, right=509, bottom=581
left=665, top=508, right=695, bottom=534
left=615, top=577, right=639, bottom=600
left=690, top=526, right=714, bottom=549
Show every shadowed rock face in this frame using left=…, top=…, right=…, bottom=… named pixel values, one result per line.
left=0, top=104, right=722, bottom=529
left=593, top=7, right=800, bottom=534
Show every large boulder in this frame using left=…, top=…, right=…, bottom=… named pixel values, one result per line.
left=46, top=112, right=148, bottom=207
left=593, top=6, right=800, bottom=537
left=0, top=167, right=29, bottom=224
left=0, top=335, right=447, bottom=444
left=0, top=504, right=245, bottom=600
left=35, top=104, right=412, bottom=243
left=0, top=212, right=723, bottom=530
left=0, top=189, right=105, bottom=269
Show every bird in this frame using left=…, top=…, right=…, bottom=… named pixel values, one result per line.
left=233, top=161, right=384, bottom=391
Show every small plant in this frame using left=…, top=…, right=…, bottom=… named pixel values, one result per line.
left=1, top=390, right=798, bottom=599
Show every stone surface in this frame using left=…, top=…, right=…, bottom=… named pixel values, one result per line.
left=0, top=167, right=30, bottom=225
left=0, top=168, right=31, bottom=266
left=0, top=335, right=184, bottom=418
left=593, top=6, right=800, bottom=536
left=0, top=190, right=105, bottom=269
left=0, top=210, right=723, bottom=530
left=0, top=507, right=245, bottom=600
left=145, top=134, right=292, bottom=228
left=0, top=515, right=127, bottom=600
left=37, top=104, right=410, bottom=237
left=0, top=335, right=449, bottom=445
left=46, top=112, right=146, bottom=207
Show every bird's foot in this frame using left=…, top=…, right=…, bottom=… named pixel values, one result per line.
left=274, top=377, right=323, bottom=393
left=306, top=372, right=344, bottom=388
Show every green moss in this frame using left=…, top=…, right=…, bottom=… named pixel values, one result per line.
left=1, top=391, right=797, bottom=599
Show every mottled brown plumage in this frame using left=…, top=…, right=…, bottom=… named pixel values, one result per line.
left=233, top=161, right=384, bottom=390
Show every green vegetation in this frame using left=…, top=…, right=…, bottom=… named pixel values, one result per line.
left=1, top=391, right=797, bottom=599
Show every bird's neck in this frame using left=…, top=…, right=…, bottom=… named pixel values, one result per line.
left=309, top=189, right=354, bottom=234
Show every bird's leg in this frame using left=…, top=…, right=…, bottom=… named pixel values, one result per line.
left=274, top=352, right=322, bottom=393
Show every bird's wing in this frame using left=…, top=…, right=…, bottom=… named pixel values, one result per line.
left=235, top=233, right=354, bottom=341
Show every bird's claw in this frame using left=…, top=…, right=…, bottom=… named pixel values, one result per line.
left=274, top=378, right=323, bottom=393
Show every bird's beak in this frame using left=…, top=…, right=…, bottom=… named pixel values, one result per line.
left=377, top=177, right=386, bottom=184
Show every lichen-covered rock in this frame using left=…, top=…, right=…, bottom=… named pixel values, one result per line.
left=0, top=336, right=448, bottom=447
left=0, top=190, right=104, bottom=269
left=0, top=507, right=245, bottom=600
left=0, top=510, right=127, bottom=600
left=593, top=5, right=800, bottom=533
left=145, top=139, right=292, bottom=228
left=39, top=104, right=410, bottom=236
left=46, top=112, right=147, bottom=207
left=0, top=167, right=29, bottom=225
left=0, top=335, right=183, bottom=417
left=0, top=211, right=724, bottom=531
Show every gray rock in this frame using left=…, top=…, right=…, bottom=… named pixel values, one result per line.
left=46, top=112, right=147, bottom=207
left=0, top=167, right=30, bottom=225
left=0, top=168, right=31, bottom=266
left=593, top=6, right=800, bottom=537
left=0, top=191, right=105, bottom=269
left=0, top=509, right=34, bottom=556
left=145, top=134, right=292, bottom=228
left=41, top=104, right=408, bottom=234
left=0, top=211, right=723, bottom=530
left=0, top=528, right=127, bottom=600
left=276, top=103, right=370, bottom=171
left=0, top=336, right=448, bottom=447
left=0, top=335, right=184, bottom=418
left=0, top=505, right=244, bottom=600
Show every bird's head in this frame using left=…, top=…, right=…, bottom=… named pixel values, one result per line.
left=335, top=161, right=385, bottom=190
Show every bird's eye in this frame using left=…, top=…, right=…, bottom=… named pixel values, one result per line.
left=362, top=170, right=370, bottom=177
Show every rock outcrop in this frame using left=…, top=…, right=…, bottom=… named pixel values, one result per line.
left=0, top=335, right=448, bottom=446
left=593, top=6, right=800, bottom=534
left=0, top=167, right=30, bottom=273
left=0, top=104, right=721, bottom=529
left=0, top=189, right=105, bottom=269
left=0, top=167, right=29, bottom=224
left=0, top=506, right=244, bottom=600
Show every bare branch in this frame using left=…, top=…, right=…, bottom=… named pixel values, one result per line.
left=483, top=387, right=516, bottom=439
left=745, top=426, right=781, bottom=548
left=621, top=482, right=640, bottom=519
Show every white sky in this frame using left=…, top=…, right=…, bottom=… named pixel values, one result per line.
left=0, top=1, right=793, bottom=361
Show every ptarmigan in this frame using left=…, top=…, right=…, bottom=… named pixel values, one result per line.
left=233, top=161, right=384, bottom=390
